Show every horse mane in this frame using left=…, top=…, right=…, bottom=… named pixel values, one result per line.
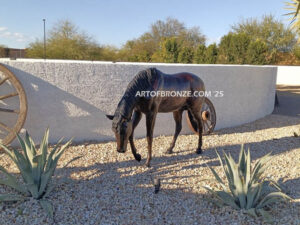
left=116, top=67, right=160, bottom=120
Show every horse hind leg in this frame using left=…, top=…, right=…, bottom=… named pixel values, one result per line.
left=166, top=109, right=183, bottom=154
left=188, top=107, right=203, bottom=154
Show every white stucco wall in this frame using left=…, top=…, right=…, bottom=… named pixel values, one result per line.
left=0, top=59, right=277, bottom=145
left=277, top=66, right=300, bottom=85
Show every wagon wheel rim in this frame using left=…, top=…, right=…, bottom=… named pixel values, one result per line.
left=0, top=64, right=27, bottom=145
left=186, top=97, right=216, bottom=135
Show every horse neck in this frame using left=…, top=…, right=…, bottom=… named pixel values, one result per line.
left=117, top=94, right=137, bottom=120
left=117, top=68, right=159, bottom=119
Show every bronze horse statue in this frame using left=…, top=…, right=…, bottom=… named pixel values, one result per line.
left=106, top=68, right=205, bottom=167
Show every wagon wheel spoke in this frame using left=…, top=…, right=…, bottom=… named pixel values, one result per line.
left=0, top=77, right=9, bottom=86
left=203, top=120, right=210, bottom=131
left=0, top=92, right=18, bottom=101
left=0, top=122, right=12, bottom=132
left=0, top=64, right=28, bottom=146
left=0, top=108, right=19, bottom=113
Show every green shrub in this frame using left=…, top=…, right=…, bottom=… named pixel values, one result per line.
left=178, top=46, right=194, bottom=63
left=204, top=145, right=291, bottom=223
left=205, top=43, right=218, bottom=64
left=193, top=44, right=206, bottom=64
left=217, top=33, right=250, bottom=64
left=293, top=45, right=300, bottom=60
left=0, top=129, right=72, bottom=219
left=246, top=40, right=268, bottom=65
left=159, top=37, right=180, bottom=63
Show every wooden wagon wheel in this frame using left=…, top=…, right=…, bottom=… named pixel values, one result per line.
left=186, top=97, right=216, bottom=135
left=0, top=63, right=27, bottom=145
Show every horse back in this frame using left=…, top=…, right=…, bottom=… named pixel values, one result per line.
left=161, top=72, right=205, bottom=92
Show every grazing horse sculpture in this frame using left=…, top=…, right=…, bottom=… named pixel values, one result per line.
left=106, top=68, right=205, bottom=167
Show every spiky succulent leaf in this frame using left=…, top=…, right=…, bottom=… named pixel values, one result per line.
left=0, top=193, right=25, bottom=202
left=222, top=151, right=237, bottom=196
left=216, top=151, right=235, bottom=195
left=44, top=138, right=64, bottom=173
left=250, top=152, right=272, bottom=185
left=40, top=128, right=49, bottom=167
left=38, top=167, right=56, bottom=196
left=0, top=144, right=18, bottom=165
left=26, top=183, right=39, bottom=199
left=23, top=131, right=35, bottom=164
left=38, top=139, right=71, bottom=196
left=204, top=198, right=225, bottom=208
left=0, top=144, right=34, bottom=186
left=267, top=179, right=283, bottom=192
left=0, top=165, right=29, bottom=195
left=39, top=199, right=53, bottom=219
left=245, top=208, right=258, bottom=218
left=206, top=164, right=227, bottom=190
left=238, top=144, right=246, bottom=175
left=16, top=134, right=32, bottom=171
left=216, top=190, right=240, bottom=209
left=246, top=183, right=261, bottom=209
left=256, top=192, right=292, bottom=209
left=245, top=148, right=251, bottom=188
left=43, top=183, right=56, bottom=199
left=257, top=208, right=273, bottom=223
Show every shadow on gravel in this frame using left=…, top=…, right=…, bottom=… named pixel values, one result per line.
left=49, top=141, right=299, bottom=224
left=215, top=114, right=300, bottom=135
left=54, top=134, right=300, bottom=197
left=182, top=135, right=300, bottom=169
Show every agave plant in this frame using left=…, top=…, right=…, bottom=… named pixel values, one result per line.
left=204, top=145, right=291, bottom=223
left=285, top=0, right=300, bottom=41
left=0, top=128, right=71, bottom=219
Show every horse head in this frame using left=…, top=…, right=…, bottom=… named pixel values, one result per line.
left=106, top=113, right=133, bottom=153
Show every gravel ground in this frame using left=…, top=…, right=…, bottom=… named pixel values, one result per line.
left=0, top=114, right=299, bottom=225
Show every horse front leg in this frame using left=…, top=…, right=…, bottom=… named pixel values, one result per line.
left=129, top=110, right=142, bottom=162
left=145, top=110, right=157, bottom=167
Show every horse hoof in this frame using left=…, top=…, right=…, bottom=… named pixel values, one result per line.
left=196, top=148, right=202, bottom=154
left=135, top=154, right=141, bottom=162
left=145, top=162, right=151, bottom=168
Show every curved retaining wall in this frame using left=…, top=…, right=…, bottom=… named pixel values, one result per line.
left=0, top=59, right=277, bottom=145
left=277, top=66, right=300, bottom=85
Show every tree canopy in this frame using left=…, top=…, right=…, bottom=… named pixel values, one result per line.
left=120, top=17, right=206, bottom=62
left=27, top=20, right=116, bottom=61
left=24, top=16, right=300, bottom=65
left=232, top=15, right=296, bottom=52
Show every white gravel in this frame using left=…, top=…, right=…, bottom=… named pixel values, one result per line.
left=0, top=114, right=299, bottom=225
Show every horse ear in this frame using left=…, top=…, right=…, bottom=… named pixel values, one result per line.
left=106, top=114, right=114, bottom=120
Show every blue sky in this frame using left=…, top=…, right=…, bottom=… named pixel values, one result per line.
left=0, top=0, right=292, bottom=49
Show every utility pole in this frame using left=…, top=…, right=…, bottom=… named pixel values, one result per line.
left=43, top=19, right=46, bottom=59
